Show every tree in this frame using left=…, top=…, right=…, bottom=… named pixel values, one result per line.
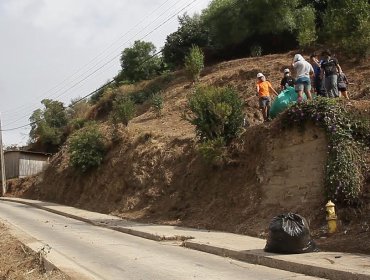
left=184, top=45, right=205, bottom=82
left=201, top=0, right=306, bottom=49
left=29, top=99, right=68, bottom=147
left=201, top=0, right=241, bottom=49
left=163, top=14, right=210, bottom=68
left=120, top=40, right=162, bottom=82
left=296, top=5, right=318, bottom=47
left=323, top=0, right=370, bottom=57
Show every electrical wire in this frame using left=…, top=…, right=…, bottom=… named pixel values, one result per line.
left=1, top=46, right=161, bottom=131
left=1, top=0, right=176, bottom=116
left=2, top=0, right=200, bottom=128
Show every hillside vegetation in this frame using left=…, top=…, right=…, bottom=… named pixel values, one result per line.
left=8, top=51, right=370, bottom=254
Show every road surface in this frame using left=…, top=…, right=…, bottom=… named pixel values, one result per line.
left=0, top=201, right=321, bottom=280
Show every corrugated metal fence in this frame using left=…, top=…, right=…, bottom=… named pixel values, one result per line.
left=3, top=151, right=50, bottom=179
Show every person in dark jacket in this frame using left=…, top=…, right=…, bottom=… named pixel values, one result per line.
left=320, top=50, right=342, bottom=98
left=280, top=68, right=295, bottom=90
left=310, top=53, right=325, bottom=96
left=337, top=72, right=349, bottom=99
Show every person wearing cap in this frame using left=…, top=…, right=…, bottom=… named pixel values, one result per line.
left=292, top=54, right=314, bottom=102
left=320, top=49, right=342, bottom=98
left=256, top=73, right=278, bottom=122
left=280, top=68, right=295, bottom=90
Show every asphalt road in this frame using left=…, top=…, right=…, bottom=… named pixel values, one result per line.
left=0, top=201, right=321, bottom=280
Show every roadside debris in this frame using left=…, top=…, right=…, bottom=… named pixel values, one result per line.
left=264, top=213, right=317, bottom=254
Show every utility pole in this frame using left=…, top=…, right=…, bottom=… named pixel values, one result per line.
left=0, top=114, right=6, bottom=196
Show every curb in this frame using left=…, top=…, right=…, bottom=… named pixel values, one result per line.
left=2, top=198, right=370, bottom=280
left=1, top=219, right=94, bottom=280
left=0, top=198, right=192, bottom=242
left=183, top=241, right=370, bottom=280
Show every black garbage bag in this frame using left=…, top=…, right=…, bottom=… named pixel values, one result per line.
left=264, top=213, right=317, bottom=254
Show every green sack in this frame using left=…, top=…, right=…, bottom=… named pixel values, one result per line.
left=270, top=87, right=307, bottom=118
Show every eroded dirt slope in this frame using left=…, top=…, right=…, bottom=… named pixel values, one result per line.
left=7, top=52, right=370, bottom=254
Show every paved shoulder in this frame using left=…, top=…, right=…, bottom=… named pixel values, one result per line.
left=0, top=201, right=320, bottom=280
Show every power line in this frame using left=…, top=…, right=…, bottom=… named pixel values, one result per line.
left=0, top=50, right=163, bottom=132
left=1, top=0, right=205, bottom=133
left=2, top=0, right=200, bottom=128
left=1, top=0, right=176, bottom=116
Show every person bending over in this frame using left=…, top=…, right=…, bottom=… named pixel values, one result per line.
left=292, top=54, right=314, bottom=102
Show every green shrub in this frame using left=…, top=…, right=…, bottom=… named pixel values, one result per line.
left=68, top=118, right=87, bottom=131
left=283, top=98, right=369, bottom=205
left=197, top=137, right=226, bottom=164
left=250, top=45, right=262, bottom=57
left=130, top=84, right=162, bottom=104
left=69, top=125, right=106, bottom=172
left=184, top=45, right=205, bottom=82
left=130, top=91, right=151, bottom=104
left=89, top=84, right=115, bottom=104
left=151, top=93, right=164, bottom=117
left=187, top=86, right=244, bottom=142
left=111, top=96, right=135, bottom=126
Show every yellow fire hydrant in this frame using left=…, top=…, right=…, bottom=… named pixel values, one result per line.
left=326, top=200, right=337, bottom=233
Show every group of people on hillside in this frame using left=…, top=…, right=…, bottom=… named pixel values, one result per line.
left=256, top=49, right=350, bottom=122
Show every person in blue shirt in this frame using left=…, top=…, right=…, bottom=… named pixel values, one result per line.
left=310, top=53, right=324, bottom=97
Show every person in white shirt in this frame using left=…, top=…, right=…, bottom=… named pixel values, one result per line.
left=292, top=54, right=314, bottom=102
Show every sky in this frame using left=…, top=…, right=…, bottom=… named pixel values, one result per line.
left=0, top=0, right=211, bottom=147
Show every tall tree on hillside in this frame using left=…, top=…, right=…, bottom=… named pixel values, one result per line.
left=29, top=99, right=68, bottom=147
left=163, top=14, right=210, bottom=68
left=201, top=0, right=241, bottom=49
left=201, top=0, right=316, bottom=50
left=296, top=5, right=318, bottom=47
left=323, top=0, right=370, bottom=57
left=119, top=40, right=162, bottom=82
left=300, top=0, right=328, bottom=29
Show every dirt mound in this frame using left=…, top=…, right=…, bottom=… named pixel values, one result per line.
left=7, top=52, right=370, bottom=255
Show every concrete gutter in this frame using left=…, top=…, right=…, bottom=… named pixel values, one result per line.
left=0, top=197, right=188, bottom=242
left=2, top=197, right=370, bottom=280
left=184, top=241, right=370, bottom=280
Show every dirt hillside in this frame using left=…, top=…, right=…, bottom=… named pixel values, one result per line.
left=7, top=51, right=370, bottom=254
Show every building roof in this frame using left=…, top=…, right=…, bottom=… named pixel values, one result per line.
left=4, top=150, right=52, bottom=156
